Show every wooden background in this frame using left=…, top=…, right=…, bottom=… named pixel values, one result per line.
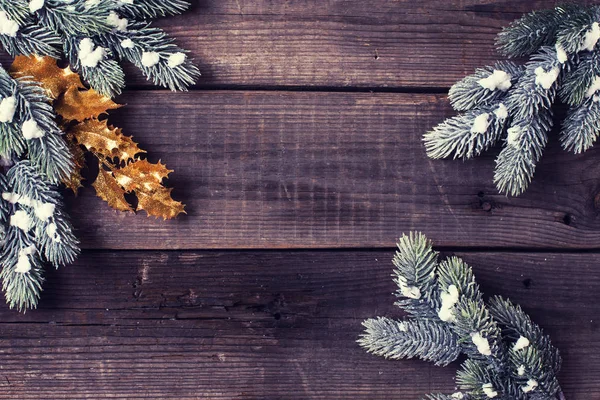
left=1, top=0, right=599, bottom=398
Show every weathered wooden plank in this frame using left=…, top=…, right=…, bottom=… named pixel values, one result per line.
left=2, top=0, right=595, bottom=89
left=63, top=91, right=600, bottom=250
left=0, top=250, right=597, bottom=399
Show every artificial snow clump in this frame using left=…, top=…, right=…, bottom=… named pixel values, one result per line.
left=0, top=95, right=16, bottom=122
left=359, top=233, right=565, bottom=400
left=478, top=70, right=512, bottom=91
left=424, top=5, right=600, bottom=196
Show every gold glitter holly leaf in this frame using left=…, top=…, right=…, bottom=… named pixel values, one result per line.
left=93, top=167, right=132, bottom=213
left=10, top=55, right=120, bottom=121
left=10, top=55, right=84, bottom=99
left=63, top=135, right=86, bottom=193
left=9, top=55, right=185, bottom=219
left=91, top=160, right=184, bottom=219
left=56, top=86, right=121, bottom=122
left=69, top=119, right=145, bottom=163
left=112, top=160, right=185, bottom=220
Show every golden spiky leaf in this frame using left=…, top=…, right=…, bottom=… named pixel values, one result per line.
left=137, top=188, right=186, bottom=220
left=10, top=55, right=83, bottom=99
left=113, top=159, right=171, bottom=191
left=112, top=160, right=185, bottom=219
left=62, top=135, right=86, bottom=194
left=70, top=119, right=145, bottom=162
left=93, top=167, right=133, bottom=213
left=10, top=55, right=185, bottom=219
left=56, top=86, right=121, bottom=122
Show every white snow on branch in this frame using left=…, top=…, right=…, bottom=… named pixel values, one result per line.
left=438, top=284, right=459, bottom=322
left=15, top=245, right=35, bottom=274
left=494, top=103, right=508, bottom=121
left=534, top=66, right=560, bottom=90
left=471, top=113, right=491, bottom=134
left=0, top=11, right=19, bottom=37
left=10, top=210, right=32, bottom=232
left=0, top=96, right=17, bottom=123
left=46, top=222, right=62, bottom=243
left=79, top=38, right=106, bottom=68
left=555, top=44, right=568, bottom=64
left=507, top=126, right=522, bottom=146
left=471, top=332, right=492, bottom=356
left=121, top=38, right=134, bottom=49
left=107, top=11, right=128, bottom=31
left=517, top=364, right=526, bottom=376
left=34, top=202, right=55, bottom=222
left=481, top=383, right=498, bottom=398
left=522, top=379, right=538, bottom=393
left=141, top=51, right=160, bottom=67
left=513, top=336, right=530, bottom=351
left=29, top=0, right=45, bottom=12
left=400, top=285, right=421, bottom=299
left=478, top=70, right=512, bottom=91
left=582, top=22, right=600, bottom=52
left=84, top=0, right=101, bottom=9
left=168, top=52, right=186, bottom=68
left=2, top=192, right=20, bottom=204
left=22, top=119, right=45, bottom=140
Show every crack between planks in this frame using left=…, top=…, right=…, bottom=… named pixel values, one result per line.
left=76, top=247, right=600, bottom=254
left=121, top=84, right=450, bottom=95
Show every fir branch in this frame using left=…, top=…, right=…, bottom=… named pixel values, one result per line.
left=360, top=233, right=563, bottom=400
left=0, top=25, right=61, bottom=58
left=96, top=22, right=200, bottom=92
left=424, top=102, right=508, bottom=160
left=423, top=394, right=471, bottom=400
left=448, top=61, right=524, bottom=112
left=359, top=317, right=460, bottom=367
left=0, top=1, right=199, bottom=96
left=32, top=0, right=114, bottom=37
left=426, top=4, right=600, bottom=196
left=0, top=0, right=30, bottom=25
left=560, top=97, right=600, bottom=154
left=496, top=7, right=565, bottom=58
left=560, top=51, right=600, bottom=107
left=489, top=296, right=562, bottom=376
left=0, top=63, right=78, bottom=311
left=0, top=225, right=45, bottom=311
left=556, top=5, right=600, bottom=54
left=392, top=232, right=439, bottom=318
left=493, top=47, right=563, bottom=196
left=494, top=118, right=551, bottom=196
left=7, top=161, right=78, bottom=267
left=0, top=161, right=78, bottom=311
left=63, top=37, right=126, bottom=97
left=117, top=0, right=191, bottom=19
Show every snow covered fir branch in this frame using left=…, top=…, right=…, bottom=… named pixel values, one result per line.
left=358, top=233, right=564, bottom=400
left=0, top=1, right=198, bottom=311
left=0, top=0, right=200, bottom=97
left=0, top=66, right=78, bottom=311
left=424, top=4, right=600, bottom=196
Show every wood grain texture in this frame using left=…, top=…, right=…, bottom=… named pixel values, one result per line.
left=0, top=250, right=597, bottom=399
left=3, top=0, right=596, bottom=89
left=63, top=90, right=600, bottom=250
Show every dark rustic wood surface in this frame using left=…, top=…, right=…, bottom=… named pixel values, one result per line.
left=0, top=251, right=598, bottom=399
left=1, top=1, right=599, bottom=399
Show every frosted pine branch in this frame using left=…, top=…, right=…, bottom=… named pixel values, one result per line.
left=359, top=317, right=460, bottom=367
left=359, top=232, right=564, bottom=400
left=425, top=4, right=600, bottom=196
left=0, top=64, right=78, bottom=311
left=0, top=0, right=199, bottom=97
